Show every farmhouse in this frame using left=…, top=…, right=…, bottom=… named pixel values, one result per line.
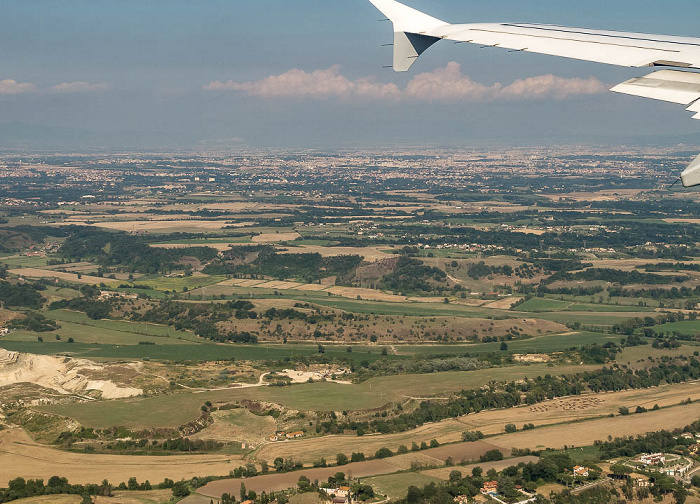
left=573, top=466, right=590, bottom=477
left=98, top=290, right=138, bottom=301
left=267, top=435, right=278, bottom=442
left=453, top=496, right=470, bottom=504
left=286, top=431, right=304, bottom=439
left=481, top=481, right=499, bottom=495
left=0, top=328, right=8, bottom=336
left=321, top=487, right=351, bottom=504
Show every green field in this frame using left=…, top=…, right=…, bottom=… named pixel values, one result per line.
left=45, top=310, right=199, bottom=341
left=0, top=340, right=399, bottom=362
left=133, top=274, right=226, bottom=292
left=396, top=331, right=619, bottom=357
left=1, top=255, right=51, bottom=268
left=363, top=472, right=440, bottom=499
left=516, top=298, right=573, bottom=312
left=648, top=320, right=700, bottom=336
left=39, top=363, right=599, bottom=429
left=547, top=444, right=601, bottom=462
left=5, top=322, right=196, bottom=346
left=566, top=303, right=646, bottom=313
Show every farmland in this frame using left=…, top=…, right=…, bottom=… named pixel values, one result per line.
left=3, top=148, right=700, bottom=503
left=39, top=364, right=601, bottom=429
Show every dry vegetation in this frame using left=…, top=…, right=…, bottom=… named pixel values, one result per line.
left=0, top=427, right=242, bottom=485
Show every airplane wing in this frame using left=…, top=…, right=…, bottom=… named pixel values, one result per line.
left=368, top=0, right=700, bottom=187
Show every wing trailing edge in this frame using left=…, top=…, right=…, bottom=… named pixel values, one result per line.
left=367, top=0, right=700, bottom=187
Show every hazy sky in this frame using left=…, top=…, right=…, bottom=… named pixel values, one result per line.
left=2, top=0, right=700, bottom=150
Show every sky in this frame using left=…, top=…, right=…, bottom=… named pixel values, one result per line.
left=1, top=0, right=700, bottom=151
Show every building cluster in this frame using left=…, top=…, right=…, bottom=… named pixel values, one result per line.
left=321, top=486, right=351, bottom=504
left=267, top=431, right=304, bottom=442
left=632, top=453, right=691, bottom=478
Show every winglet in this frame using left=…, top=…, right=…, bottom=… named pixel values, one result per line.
left=369, top=0, right=450, bottom=71
left=681, top=152, right=700, bottom=187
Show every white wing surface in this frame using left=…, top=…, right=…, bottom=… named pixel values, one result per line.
left=368, top=0, right=700, bottom=187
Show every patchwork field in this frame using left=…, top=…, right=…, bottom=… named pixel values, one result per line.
left=39, top=364, right=601, bottom=429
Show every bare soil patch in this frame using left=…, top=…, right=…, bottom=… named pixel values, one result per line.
left=0, top=349, right=142, bottom=400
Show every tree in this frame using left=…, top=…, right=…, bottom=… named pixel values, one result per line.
left=619, top=406, right=630, bottom=416
left=610, top=464, right=632, bottom=477
left=675, top=487, right=688, bottom=504
left=375, top=447, right=393, bottom=459
left=336, top=453, right=348, bottom=466
left=297, top=475, right=311, bottom=492
left=172, top=481, right=190, bottom=498
left=240, top=482, right=247, bottom=500
left=80, top=495, right=93, bottom=504
left=500, top=342, right=509, bottom=351
left=406, top=486, right=422, bottom=504
left=505, top=423, right=517, bottom=433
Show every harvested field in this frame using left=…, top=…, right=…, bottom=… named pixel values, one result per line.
left=8, top=268, right=119, bottom=285
left=0, top=428, right=242, bottom=484
left=7, top=497, right=81, bottom=504
left=94, top=490, right=175, bottom=504
left=280, top=245, right=392, bottom=262
left=421, top=442, right=509, bottom=463
left=455, top=381, right=700, bottom=435
left=191, top=408, right=277, bottom=444
left=326, top=286, right=406, bottom=302
left=0, top=308, right=23, bottom=326
left=151, top=242, right=236, bottom=251
left=484, top=297, right=522, bottom=310
left=488, top=401, right=700, bottom=451
left=253, top=232, right=301, bottom=243
left=254, top=425, right=503, bottom=466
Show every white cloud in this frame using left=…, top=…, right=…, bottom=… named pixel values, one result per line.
left=0, top=79, right=36, bottom=95
left=204, top=62, right=607, bottom=103
left=51, top=81, right=110, bottom=94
